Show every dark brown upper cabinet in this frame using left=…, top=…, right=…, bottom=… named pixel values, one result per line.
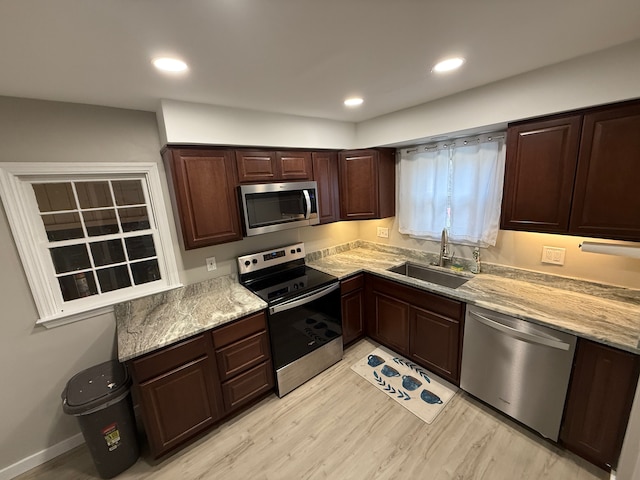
left=501, top=115, right=582, bottom=233
left=339, top=148, right=395, bottom=220
left=312, top=151, right=340, bottom=224
left=162, top=148, right=243, bottom=250
left=501, top=99, right=640, bottom=241
left=235, top=150, right=313, bottom=183
left=570, top=102, right=640, bottom=240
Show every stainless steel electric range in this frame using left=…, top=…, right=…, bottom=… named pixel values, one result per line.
left=238, top=242, right=342, bottom=397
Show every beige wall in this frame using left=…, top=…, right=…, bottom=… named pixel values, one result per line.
left=359, top=217, right=640, bottom=288
left=0, top=96, right=362, bottom=473
left=0, top=97, right=170, bottom=471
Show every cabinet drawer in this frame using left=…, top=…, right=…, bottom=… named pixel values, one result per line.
left=212, top=312, right=267, bottom=349
left=216, top=331, right=270, bottom=381
left=341, top=274, right=364, bottom=295
left=221, top=361, right=274, bottom=412
left=129, top=335, right=208, bottom=384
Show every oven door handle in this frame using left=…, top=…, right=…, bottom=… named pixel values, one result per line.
left=269, top=282, right=340, bottom=315
left=303, top=189, right=311, bottom=220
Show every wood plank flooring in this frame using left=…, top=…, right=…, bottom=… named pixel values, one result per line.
left=16, top=339, right=607, bottom=480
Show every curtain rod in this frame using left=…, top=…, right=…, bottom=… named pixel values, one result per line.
left=403, top=132, right=505, bottom=154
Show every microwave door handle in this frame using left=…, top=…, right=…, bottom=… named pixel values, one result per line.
left=303, top=190, right=311, bottom=220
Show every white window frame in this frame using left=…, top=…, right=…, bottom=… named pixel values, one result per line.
left=0, top=162, right=181, bottom=328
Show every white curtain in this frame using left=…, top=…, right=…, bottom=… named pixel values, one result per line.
left=398, top=136, right=505, bottom=247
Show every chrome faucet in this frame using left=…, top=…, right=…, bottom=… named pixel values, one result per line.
left=439, top=228, right=450, bottom=267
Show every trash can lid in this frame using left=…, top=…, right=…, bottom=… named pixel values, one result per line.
left=62, top=360, right=130, bottom=414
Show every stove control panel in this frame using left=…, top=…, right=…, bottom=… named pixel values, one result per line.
left=238, top=242, right=306, bottom=275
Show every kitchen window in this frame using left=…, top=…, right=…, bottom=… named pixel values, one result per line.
left=398, top=133, right=506, bottom=247
left=0, top=162, right=180, bottom=327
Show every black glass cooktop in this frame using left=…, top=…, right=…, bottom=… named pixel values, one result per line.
left=242, top=266, right=338, bottom=305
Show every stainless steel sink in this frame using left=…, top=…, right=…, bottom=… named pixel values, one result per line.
left=387, top=262, right=470, bottom=289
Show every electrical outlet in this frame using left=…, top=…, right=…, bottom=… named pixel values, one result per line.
left=541, top=246, right=565, bottom=265
left=206, top=256, right=217, bottom=272
left=377, top=227, right=389, bottom=238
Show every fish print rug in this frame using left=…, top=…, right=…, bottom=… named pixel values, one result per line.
left=351, top=346, right=458, bottom=424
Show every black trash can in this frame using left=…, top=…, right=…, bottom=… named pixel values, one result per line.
left=62, top=360, right=139, bottom=479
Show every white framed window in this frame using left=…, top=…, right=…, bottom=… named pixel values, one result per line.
left=398, top=133, right=506, bottom=247
left=0, top=162, right=181, bottom=327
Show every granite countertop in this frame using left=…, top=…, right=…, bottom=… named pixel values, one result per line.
left=115, top=275, right=266, bottom=362
left=115, top=241, right=640, bottom=362
left=307, top=243, right=640, bottom=355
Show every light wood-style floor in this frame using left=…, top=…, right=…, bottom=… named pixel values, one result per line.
left=17, top=339, right=607, bottom=480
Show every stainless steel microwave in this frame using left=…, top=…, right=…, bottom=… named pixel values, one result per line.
left=239, top=181, right=319, bottom=236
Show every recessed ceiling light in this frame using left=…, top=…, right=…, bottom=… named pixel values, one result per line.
left=344, top=97, right=364, bottom=107
left=432, top=57, right=465, bottom=73
left=152, top=57, right=188, bottom=73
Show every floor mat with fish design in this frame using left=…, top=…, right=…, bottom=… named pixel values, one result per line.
left=350, top=346, right=458, bottom=424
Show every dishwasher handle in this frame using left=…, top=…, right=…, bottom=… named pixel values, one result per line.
left=469, top=310, right=571, bottom=351
left=269, top=282, right=339, bottom=315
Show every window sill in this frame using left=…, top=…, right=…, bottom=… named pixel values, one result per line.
left=35, top=283, right=183, bottom=328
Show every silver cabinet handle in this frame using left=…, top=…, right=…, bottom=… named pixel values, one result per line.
left=469, top=310, right=571, bottom=351
left=270, top=282, right=339, bottom=315
left=303, top=189, right=311, bottom=220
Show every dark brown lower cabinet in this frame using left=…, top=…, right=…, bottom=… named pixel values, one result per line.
left=366, top=275, right=464, bottom=384
left=341, top=274, right=365, bottom=346
left=137, top=357, right=221, bottom=456
left=370, top=291, right=410, bottom=355
left=560, top=338, right=640, bottom=470
left=409, top=306, right=461, bottom=382
left=128, top=312, right=273, bottom=458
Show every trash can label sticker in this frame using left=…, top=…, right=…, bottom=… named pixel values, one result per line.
left=102, top=423, right=121, bottom=451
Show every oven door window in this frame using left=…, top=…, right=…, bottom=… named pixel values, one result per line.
left=268, top=287, right=341, bottom=370
left=245, top=191, right=306, bottom=228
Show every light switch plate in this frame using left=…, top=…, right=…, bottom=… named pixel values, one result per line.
left=377, top=227, right=389, bottom=238
left=206, top=256, right=217, bottom=271
left=541, top=246, right=565, bottom=265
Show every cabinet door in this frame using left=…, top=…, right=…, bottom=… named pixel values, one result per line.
left=371, top=291, right=410, bottom=355
left=501, top=115, right=582, bottom=233
left=339, top=150, right=379, bottom=220
left=409, top=306, right=460, bottom=383
left=570, top=102, right=640, bottom=240
left=277, top=151, right=313, bottom=180
left=342, top=289, right=364, bottom=346
left=560, top=339, right=640, bottom=470
left=312, top=151, right=340, bottom=224
left=164, top=149, right=242, bottom=249
left=138, top=357, right=223, bottom=457
left=235, top=150, right=277, bottom=183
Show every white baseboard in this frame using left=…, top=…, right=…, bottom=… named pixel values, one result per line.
left=0, top=433, right=85, bottom=480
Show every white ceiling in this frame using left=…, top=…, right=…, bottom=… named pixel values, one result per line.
left=2, top=0, right=640, bottom=122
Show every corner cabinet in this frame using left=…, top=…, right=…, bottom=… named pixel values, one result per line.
left=365, top=275, right=464, bottom=384
left=339, top=149, right=395, bottom=220
left=560, top=339, right=640, bottom=470
left=162, top=148, right=243, bottom=249
left=501, top=100, right=640, bottom=241
left=127, top=311, right=273, bottom=458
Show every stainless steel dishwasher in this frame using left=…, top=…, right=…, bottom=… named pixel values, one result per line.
left=460, top=305, right=577, bottom=441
